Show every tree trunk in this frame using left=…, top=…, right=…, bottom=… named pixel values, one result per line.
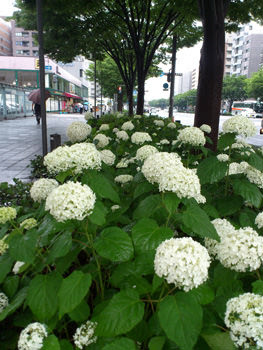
left=194, top=0, right=230, bottom=150
left=126, top=86, right=134, bottom=116
left=169, top=35, right=177, bottom=120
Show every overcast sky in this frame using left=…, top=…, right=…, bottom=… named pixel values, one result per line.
left=1, top=0, right=202, bottom=101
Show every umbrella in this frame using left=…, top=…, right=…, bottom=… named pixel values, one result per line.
left=28, top=89, right=51, bottom=104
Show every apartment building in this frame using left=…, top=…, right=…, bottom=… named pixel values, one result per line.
left=0, top=17, right=12, bottom=56
left=11, top=20, right=39, bottom=57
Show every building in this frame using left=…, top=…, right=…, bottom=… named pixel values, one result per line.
left=10, top=20, right=39, bottom=57
left=231, top=22, right=263, bottom=77
left=224, top=34, right=233, bottom=76
left=0, top=17, right=12, bottom=56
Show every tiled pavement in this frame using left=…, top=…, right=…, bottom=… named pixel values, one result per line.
left=0, top=113, right=85, bottom=184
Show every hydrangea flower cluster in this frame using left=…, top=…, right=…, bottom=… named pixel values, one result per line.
left=0, top=292, right=8, bottom=312
left=66, top=121, right=92, bottom=142
left=225, top=293, right=263, bottom=349
left=12, top=261, right=25, bottom=274
left=222, top=115, right=257, bottom=138
left=100, top=149, right=116, bottom=166
left=228, top=161, right=249, bottom=175
left=217, top=153, right=229, bottom=162
left=255, top=212, right=263, bottom=229
left=245, top=166, right=263, bottom=189
left=93, top=133, right=110, bottom=148
left=0, top=236, right=8, bottom=255
left=205, top=219, right=263, bottom=272
left=121, top=121, right=135, bottom=131
left=0, top=207, right=17, bottom=224
left=73, top=321, right=97, bottom=349
left=153, top=119, right=164, bottom=127
left=111, top=204, right=120, bottom=211
left=18, top=323, right=48, bottom=350
left=159, top=139, right=170, bottom=145
left=116, top=157, right=130, bottom=168
left=84, top=112, right=93, bottom=120
left=44, top=143, right=101, bottom=174
left=20, top=218, right=37, bottom=230
left=154, top=237, right=211, bottom=292
left=30, top=178, right=59, bottom=202
left=167, top=122, right=176, bottom=129
left=116, top=130, right=129, bottom=141
left=134, top=114, right=142, bottom=119
left=135, top=145, right=158, bottom=161
left=45, top=181, right=96, bottom=222
left=112, top=127, right=119, bottom=133
left=200, top=124, right=211, bottom=133
left=114, top=174, right=133, bottom=184
left=177, top=127, right=206, bottom=146
left=99, top=123, right=110, bottom=131
left=131, top=132, right=152, bottom=145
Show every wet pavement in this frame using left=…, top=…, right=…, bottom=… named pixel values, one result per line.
left=0, top=113, right=85, bottom=184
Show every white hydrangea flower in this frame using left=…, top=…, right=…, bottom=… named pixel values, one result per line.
left=142, top=152, right=182, bottom=184
left=153, top=119, right=164, bottom=127
left=158, top=165, right=206, bottom=203
left=84, top=112, right=93, bottom=121
left=167, top=122, right=177, bottom=129
left=45, top=181, right=96, bottom=222
left=0, top=292, right=8, bottom=312
left=44, top=145, right=72, bottom=174
left=245, top=166, right=263, bottom=189
left=116, top=130, right=129, bottom=141
left=121, top=121, right=135, bottom=131
left=114, top=174, right=133, bottom=184
left=99, top=123, right=110, bottom=131
left=222, top=115, right=257, bottom=138
left=225, top=293, right=263, bottom=349
left=67, top=121, right=92, bottom=142
left=93, top=133, right=110, bottom=148
left=111, top=205, right=120, bottom=211
left=116, top=112, right=124, bottom=118
left=73, top=321, right=97, bottom=349
left=100, top=149, right=116, bottom=166
left=206, top=219, right=263, bottom=272
left=255, top=212, right=263, bottom=229
left=228, top=161, right=249, bottom=175
left=13, top=261, right=25, bottom=274
left=200, top=124, right=211, bottom=133
left=134, top=115, right=142, bottom=119
left=217, top=154, right=229, bottom=162
left=154, top=237, right=211, bottom=292
left=177, top=127, right=206, bottom=146
left=0, top=207, right=17, bottom=224
left=20, top=218, right=37, bottom=230
left=116, top=158, right=130, bottom=168
left=160, top=139, right=170, bottom=145
left=18, top=322, right=48, bottom=350
left=136, top=145, right=158, bottom=162
left=30, top=179, right=59, bottom=202
left=0, top=235, right=8, bottom=255
left=131, top=132, right=152, bottom=145
left=69, top=143, right=102, bottom=173
left=112, top=128, right=119, bottom=133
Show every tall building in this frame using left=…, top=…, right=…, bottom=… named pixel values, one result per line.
left=224, top=34, right=233, bottom=76
left=0, top=17, right=12, bottom=56
left=231, top=22, right=263, bottom=77
left=11, top=20, right=39, bottom=57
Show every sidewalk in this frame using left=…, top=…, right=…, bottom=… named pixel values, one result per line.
left=0, top=113, right=86, bottom=184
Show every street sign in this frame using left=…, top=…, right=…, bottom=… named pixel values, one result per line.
left=160, top=72, right=164, bottom=77
left=163, top=89, right=168, bottom=91
left=163, top=83, right=169, bottom=89
left=45, top=65, right=52, bottom=70
left=175, top=73, right=183, bottom=76
left=133, top=89, right=137, bottom=96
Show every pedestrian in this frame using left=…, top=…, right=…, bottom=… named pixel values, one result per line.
left=32, top=103, right=41, bottom=124
left=79, top=104, right=83, bottom=114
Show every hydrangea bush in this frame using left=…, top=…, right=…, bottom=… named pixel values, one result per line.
left=1, top=113, right=263, bottom=349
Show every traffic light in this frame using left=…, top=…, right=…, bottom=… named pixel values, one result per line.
left=118, top=86, right=122, bottom=94
left=167, top=73, right=171, bottom=82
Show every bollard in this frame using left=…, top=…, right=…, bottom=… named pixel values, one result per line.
left=50, top=133, right=61, bottom=151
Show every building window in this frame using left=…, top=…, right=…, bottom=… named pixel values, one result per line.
left=79, top=69, right=83, bottom=77
left=32, top=50, right=39, bottom=56
left=16, top=50, right=23, bottom=54
left=15, top=32, right=23, bottom=36
left=243, top=66, right=247, bottom=70
left=16, top=41, right=23, bottom=46
left=246, top=40, right=250, bottom=44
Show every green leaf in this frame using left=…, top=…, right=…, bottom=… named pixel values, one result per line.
left=85, top=173, right=120, bottom=203
left=133, top=194, right=162, bottom=219
left=0, top=254, right=13, bottom=283
left=132, top=218, right=174, bottom=254
left=27, top=272, right=62, bottom=321
left=9, top=230, right=38, bottom=263
left=89, top=200, right=108, bottom=225
left=162, top=193, right=181, bottom=214
left=182, top=204, right=219, bottom=240
left=56, top=169, right=74, bottom=183
left=68, top=300, right=90, bottom=322
left=148, top=336, right=166, bottom=350
left=94, top=227, right=134, bottom=262
left=94, top=289, right=144, bottom=337
left=58, top=271, right=92, bottom=317
left=47, top=231, right=72, bottom=263
left=187, top=284, right=215, bottom=305
left=102, top=337, right=136, bottom=350
left=197, top=157, right=228, bottom=184
left=3, top=276, right=19, bottom=298
left=239, top=209, right=257, bottom=227
left=246, top=153, right=263, bottom=172
left=42, top=335, right=61, bottom=350
left=133, top=182, right=155, bottom=199
left=0, top=287, right=28, bottom=321
left=215, top=195, right=243, bottom=216
left=232, top=178, right=262, bottom=208
left=217, top=132, right=236, bottom=151
left=158, top=293, right=203, bottom=350
left=202, top=332, right=235, bottom=350
left=252, top=280, right=263, bottom=296
left=59, top=340, right=73, bottom=350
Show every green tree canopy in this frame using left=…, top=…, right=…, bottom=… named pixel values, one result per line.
left=174, top=90, right=197, bottom=111
left=222, top=75, right=248, bottom=111
left=247, top=68, right=263, bottom=102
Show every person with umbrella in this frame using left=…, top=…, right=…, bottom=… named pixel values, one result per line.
left=28, top=89, right=51, bottom=124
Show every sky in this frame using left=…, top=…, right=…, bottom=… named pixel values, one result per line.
left=1, top=0, right=202, bottom=102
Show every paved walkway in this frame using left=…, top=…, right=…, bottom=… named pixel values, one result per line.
left=0, top=113, right=85, bottom=184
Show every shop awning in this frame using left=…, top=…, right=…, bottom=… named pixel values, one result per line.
left=64, top=92, right=82, bottom=99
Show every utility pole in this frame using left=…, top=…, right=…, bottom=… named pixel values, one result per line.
left=169, top=35, right=177, bottom=120
left=36, top=0, right=47, bottom=155
left=94, top=56, right=97, bottom=118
